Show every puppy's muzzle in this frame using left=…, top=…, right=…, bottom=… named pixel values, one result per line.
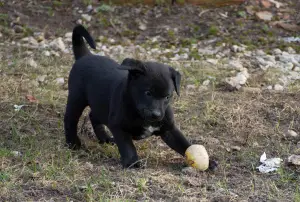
left=143, top=109, right=163, bottom=122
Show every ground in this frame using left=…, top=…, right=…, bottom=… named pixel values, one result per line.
left=1, top=0, right=300, bottom=201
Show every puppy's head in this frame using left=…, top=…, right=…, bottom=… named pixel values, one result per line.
left=119, top=58, right=181, bottom=122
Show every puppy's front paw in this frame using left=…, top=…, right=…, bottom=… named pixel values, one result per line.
left=65, top=137, right=81, bottom=150
left=122, top=156, right=143, bottom=169
left=98, top=137, right=115, bottom=145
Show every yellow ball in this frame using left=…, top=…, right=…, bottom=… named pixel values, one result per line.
left=185, top=144, right=209, bottom=171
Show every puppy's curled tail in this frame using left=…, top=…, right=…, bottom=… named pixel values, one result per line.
left=72, top=24, right=96, bottom=60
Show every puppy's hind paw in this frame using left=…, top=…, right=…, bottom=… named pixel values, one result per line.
left=65, top=141, right=81, bottom=150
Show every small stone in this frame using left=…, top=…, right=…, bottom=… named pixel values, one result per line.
left=12, top=151, right=22, bottom=157
left=43, top=51, right=51, bottom=57
left=77, top=19, right=83, bottom=24
left=55, top=77, right=64, bottom=85
left=139, top=22, right=147, bottom=31
left=294, top=66, right=300, bottom=71
left=267, top=85, right=273, bottom=90
left=50, top=37, right=66, bottom=51
left=85, top=162, right=94, bottom=170
left=231, top=146, right=241, bottom=151
left=285, top=62, right=294, bottom=70
left=22, top=37, right=39, bottom=46
left=186, top=84, right=196, bottom=90
left=286, top=47, right=296, bottom=54
left=256, top=49, right=266, bottom=56
left=288, top=155, right=300, bottom=166
left=82, top=14, right=92, bottom=22
left=13, top=25, right=23, bottom=33
left=232, top=45, right=239, bottom=53
left=50, top=51, right=60, bottom=57
left=86, top=5, right=93, bottom=13
left=206, top=59, right=218, bottom=65
left=288, top=130, right=298, bottom=137
left=255, top=11, right=273, bottom=21
left=27, top=58, right=38, bottom=68
left=202, top=80, right=210, bottom=86
left=65, top=32, right=72, bottom=38
left=37, top=75, right=47, bottom=83
left=274, top=84, right=284, bottom=91
left=0, top=32, right=2, bottom=38
left=229, top=60, right=243, bottom=70
left=273, top=48, right=282, bottom=55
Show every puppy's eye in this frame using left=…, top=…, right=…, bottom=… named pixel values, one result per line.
left=165, top=95, right=171, bottom=100
left=145, top=91, right=152, bottom=97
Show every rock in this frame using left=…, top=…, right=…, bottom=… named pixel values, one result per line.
left=202, top=80, right=210, bottom=86
left=206, top=59, right=218, bottom=65
left=138, top=22, right=147, bottom=31
left=225, top=68, right=249, bottom=89
left=288, top=155, right=300, bottom=166
left=82, top=14, right=92, bottom=22
left=50, top=37, right=65, bottom=51
left=77, top=19, right=83, bottom=24
left=286, top=47, right=296, bottom=54
left=85, top=162, right=94, bottom=170
left=231, top=45, right=239, bottom=53
left=256, top=49, right=266, bottom=56
left=22, top=37, right=39, bottom=46
left=255, top=11, right=273, bottom=21
left=0, top=32, right=2, bottom=38
left=65, top=32, right=72, bottom=38
left=12, top=151, right=22, bottom=157
left=55, top=77, right=64, bottom=85
left=228, top=60, right=243, bottom=70
left=43, top=51, right=51, bottom=56
left=288, top=130, right=298, bottom=137
left=274, top=84, right=284, bottom=91
left=27, top=58, right=38, bottom=68
left=294, top=66, right=300, bottom=71
left=13, top=25, right=23, bottom=33
left=231, top=146, right=241, bottom=151
left=86, top=5, right=93, bottom=13
left=186, top=84, right=196, bottom=90
left=273, top=48, right=282, bottom=55
left=267, top=85, right=273, bottom=90
left=37, top=75, right=47, bottom=83
left=34, top=32, right=45, bottom=42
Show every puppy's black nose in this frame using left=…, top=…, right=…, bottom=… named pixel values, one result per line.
left=151, top=110, right=162, bottom=120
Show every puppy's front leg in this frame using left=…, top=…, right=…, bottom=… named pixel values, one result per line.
left=160, top=126, right=191, bottom=156
left=160, top=126, right=218, bottom=170
left=109, top=127, right=140, bottom=168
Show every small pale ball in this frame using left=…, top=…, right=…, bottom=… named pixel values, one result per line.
left=185, top=144, right=209, bottom=171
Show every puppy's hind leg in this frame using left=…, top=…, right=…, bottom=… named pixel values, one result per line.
left=89, top=112, right=114, bottom=144
left=64, top=91, right=87, bottom=150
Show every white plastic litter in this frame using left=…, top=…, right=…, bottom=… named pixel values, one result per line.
left=257, top=152, right=282, bottom=173
left=14, top=104, right=25, bottom=112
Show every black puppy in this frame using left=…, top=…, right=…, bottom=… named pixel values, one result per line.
left=65, top=25, right=199, bottom=168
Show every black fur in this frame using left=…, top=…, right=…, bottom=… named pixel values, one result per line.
left=72, top=24, right=96, bottom=60
left=64, top=25, right=192, bottom=169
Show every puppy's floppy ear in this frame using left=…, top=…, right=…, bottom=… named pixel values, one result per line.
left=169, top=67, right=181, bottom=96
left=119, top=58, right=146, bottom=76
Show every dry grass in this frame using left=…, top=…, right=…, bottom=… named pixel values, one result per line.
left=1, top=46, right=300, bottom=201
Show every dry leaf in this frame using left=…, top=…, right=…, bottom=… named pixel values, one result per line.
left=26, top=95, right=38, bottom=103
